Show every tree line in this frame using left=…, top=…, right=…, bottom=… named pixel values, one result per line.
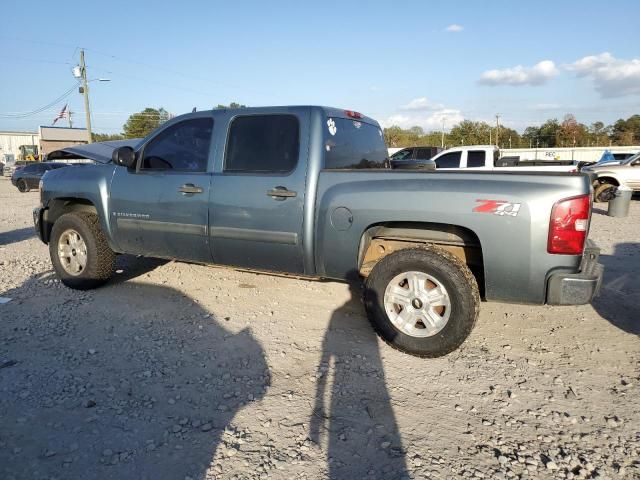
left=93, top=107, right=640, bottom=150
left=384, top=114, right=640, bottom=149
left=91, top=104, right=246, bottom=142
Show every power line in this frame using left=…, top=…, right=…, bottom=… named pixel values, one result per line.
left=0, top=83, right=80, bottom=118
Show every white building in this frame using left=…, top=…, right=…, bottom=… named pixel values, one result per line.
left=0, top=131, right=39, bottom=159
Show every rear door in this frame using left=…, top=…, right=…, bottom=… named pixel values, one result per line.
left=109, top=116, right=214, bottom=262
left=209, top=111, right=309, bottom=273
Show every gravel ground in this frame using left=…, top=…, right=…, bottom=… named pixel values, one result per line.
left=0, top=177, right=638, bottom=480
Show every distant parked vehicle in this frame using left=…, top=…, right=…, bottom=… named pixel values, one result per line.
left=389, top=146, right=442, bottom=166
left=429, top=146, right=579, bottom=172
left=582, top=153, right=640, bottom=202
left=11, top=162, right=70, bottom=192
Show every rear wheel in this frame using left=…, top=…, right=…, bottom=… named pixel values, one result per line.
left=49, top=212, right=116, bottom=290
left=364, top=247, right=479, bottom=357
left=17, top=179, right=29, bottom=193
left=594, top=182, right=617, bottom=203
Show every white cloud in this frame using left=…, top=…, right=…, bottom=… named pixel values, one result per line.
left=445, top=24, right=463, bottom=32
left=479, top=60, right=558, bottom=86
left=399, top=97, right=444, bottom=111
left=383, top=108, right=464, bottom=130
left=565, top=52, right=640, bottom=97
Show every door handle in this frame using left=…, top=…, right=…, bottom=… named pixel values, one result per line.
left=178, top=183, right=203, bottom=195
left=267, top=186, right=297, bottom=200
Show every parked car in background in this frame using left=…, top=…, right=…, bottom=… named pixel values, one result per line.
left=582, top=153, right=640, bottom=201
left=34, top=106, right=602, bottom=358
left=429, top=146, right=579, bottom=172
left=11, top=162, right=70, bottom=192
left=389, top=146, right=442, bottom=165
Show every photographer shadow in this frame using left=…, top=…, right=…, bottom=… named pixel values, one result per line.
left=0, top=280, right=269, bottom=480
left=592, top=242, right=640, bottom=334
left=310, top=281, right=409, bottom=479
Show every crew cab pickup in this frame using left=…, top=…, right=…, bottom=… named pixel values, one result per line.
left=430, top=145, right=579, bottom=172
left=34, top=106, right=603, bottom=357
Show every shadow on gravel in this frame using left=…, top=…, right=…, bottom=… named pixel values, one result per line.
left=109, top=255, right=169, bottom=284
left=593, top=242, right=640, bottom=335
left=0, top=227, right=35, bottom=246
left=0, top=281, right=269, bottom=480
left=310, top=281, right=409, bottom=478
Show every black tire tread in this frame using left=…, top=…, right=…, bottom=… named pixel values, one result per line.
left=364, top=245, right=480, bottom=358
left=49, top=212, right=116, bottom=289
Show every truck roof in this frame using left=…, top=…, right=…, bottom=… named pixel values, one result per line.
left=173, top=106, right=381, bottom=128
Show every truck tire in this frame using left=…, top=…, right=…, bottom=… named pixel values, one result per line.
left=17, top=179, right=29, bottom=193
left=364, top=246, right=479, bottom=357
left=594, top=182, right=616, bottom=203
left=49, top=212, right=116, bottom=290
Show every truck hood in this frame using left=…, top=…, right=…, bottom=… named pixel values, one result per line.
left=46, top=139, right=142, bottom=164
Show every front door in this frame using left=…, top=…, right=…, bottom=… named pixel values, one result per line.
left=209, top=112, right=308, bottom=274
left=109, top=116, right=214, bottom=263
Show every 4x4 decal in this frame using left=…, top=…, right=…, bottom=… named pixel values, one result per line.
left=473, top=199, right=522, bottom=217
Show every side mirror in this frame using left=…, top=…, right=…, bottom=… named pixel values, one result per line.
left=112, top=146, right=136, bottom=168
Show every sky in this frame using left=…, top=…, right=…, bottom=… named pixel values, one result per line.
left=1, top=0, right=639, bottom=134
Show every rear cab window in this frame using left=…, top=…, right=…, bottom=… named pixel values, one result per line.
left=324, top=117, right=389, bottom=169
left=467, top=151, right=486, bottom=168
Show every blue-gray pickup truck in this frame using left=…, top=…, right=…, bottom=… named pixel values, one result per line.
left=34, top=106, right=603, bottom=357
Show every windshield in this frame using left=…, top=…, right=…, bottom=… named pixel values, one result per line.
left=623, top=152, right=640, bottom=165
left=324, top=117, right=389, bottom=169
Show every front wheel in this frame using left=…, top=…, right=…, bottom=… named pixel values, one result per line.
left=49, top=212, right=116, bottom=290
left=364, top=247, right=480, bottom=357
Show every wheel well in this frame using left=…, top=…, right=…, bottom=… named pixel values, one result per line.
left=596, top=176, right=619, bottom=186
left=43, top=198, right=98, bottom=243
left=358, top=222, right=485, bottom=297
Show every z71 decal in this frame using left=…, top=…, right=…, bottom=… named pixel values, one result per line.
left=473, top=199, right=522, bottom=217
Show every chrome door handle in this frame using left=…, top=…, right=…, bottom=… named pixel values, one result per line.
left=178, top=183, right=203, bottom=195
left=267, top=186, right=297, bottom=200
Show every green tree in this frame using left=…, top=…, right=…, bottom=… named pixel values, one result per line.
left=537, top=119, right=560, bottom=147
left=92, top=133, right=125, bottom=142
left=448, top=120, right=492, bottom=145
left=215, top=102, right=247, bottom=109
left=611, top=114, right=640, bottom=145
left=123, top=107, right=171, bottom=138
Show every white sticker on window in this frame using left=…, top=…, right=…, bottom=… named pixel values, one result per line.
left=327, top=118, right=337, bottom=136
left=353, top=121, right=362, bottom=129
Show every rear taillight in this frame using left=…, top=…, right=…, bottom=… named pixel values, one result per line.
left=547, top=194, right=591, bottom=254
left=344, top=110, right=363, bottom=119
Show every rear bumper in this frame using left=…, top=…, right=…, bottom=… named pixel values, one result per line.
left=546, top=240, right=603, bottom=305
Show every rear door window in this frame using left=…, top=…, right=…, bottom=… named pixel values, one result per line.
left=225, top=115, right=299, bottom=173
left=467, top=151, right=486, bottom=168
left=415, top=148, right=435, bottom=160
left=324, top=117, right=388, bottom=169
left=434, top=151, right=461, bottom=168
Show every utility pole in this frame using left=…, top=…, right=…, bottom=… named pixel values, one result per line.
left=495, top=114, right=501, bottom=147
left=79, top=49, right=92, bottom=143
left=441, top=118, right=445, bottom=148
left=68, top=108, right=73, bottom=128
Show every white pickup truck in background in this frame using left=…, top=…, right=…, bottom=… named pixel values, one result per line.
left=427, top=146, right=579, bottom=172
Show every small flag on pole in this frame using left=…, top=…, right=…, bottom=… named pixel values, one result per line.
left=52, top=104, right=68, bottom=125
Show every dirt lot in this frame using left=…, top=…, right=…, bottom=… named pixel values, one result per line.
left=0, top=177, right=638, bottom=480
